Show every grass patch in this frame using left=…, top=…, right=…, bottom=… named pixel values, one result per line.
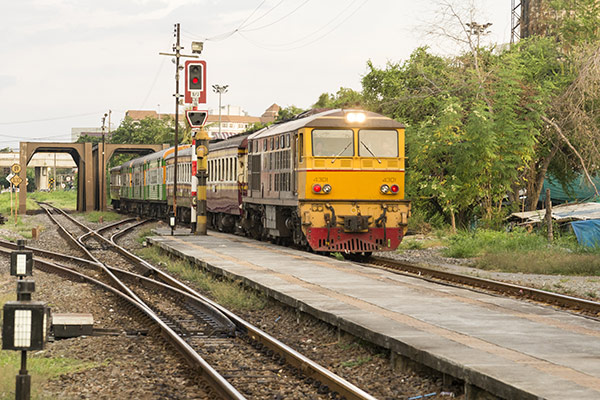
left=29, top=191, right=77, bottom=210
left=340, top=355, right=372, bottom=368
left=136, top=246, right=266, bottom=311
left=0, top=191, right=76, bottom=216
left=137, top=229, right=155, bottom=245
left=477, top=250, right=600, bottom=275
left=0, top=215, right=39, bottom=241
left=0, top=350, right=98, bottom=399
left=444, top=228, right=600, bottom=275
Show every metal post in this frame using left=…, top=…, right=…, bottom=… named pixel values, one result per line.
left=173, top=23, right=181, bottom=225
left=196, top=126, right=208, bottom=235
left=16, top=350, right=30, bottom=400
left=212, top=85, right=228, bottom=138
left=101, top=113, right=107, bottom=211
left=159, top=24, right=199, bottom=229
left=218, top=92, right=222, bottom=137
left=53, top=153, right=56, bottom=191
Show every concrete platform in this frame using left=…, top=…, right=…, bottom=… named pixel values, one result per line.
left=148, top=231, right=600, bottom=400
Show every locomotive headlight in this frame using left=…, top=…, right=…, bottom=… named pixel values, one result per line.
left=322, top=184, right=332, bottom=194
left=345, top=112, right=366, bottom=123
left=380, top=184, right=390, bottom=194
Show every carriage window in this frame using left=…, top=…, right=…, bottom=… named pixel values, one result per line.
left=270, top=137, right=274, bottom=151
left=263, top=140, right=267, bottom=152
left=285, top=134, right=290, bottom=148
left=280, top=135, right=285, bottom=149
left=312, top=129, right=354, bottom=157
left=298, top=133, right=304, bottom=163
left=358, top=130, right=398, bottom=157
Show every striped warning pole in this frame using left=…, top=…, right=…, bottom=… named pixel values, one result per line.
left=195, top=126, right=209, bottom=235
left=190, top=129, right=198, bottom=233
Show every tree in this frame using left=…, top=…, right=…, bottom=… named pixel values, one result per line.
left=275, top=106, right=306, bottom=122
left=313, top=87, right=363, bottom=109
left=110, top=115, right=175, bottom=145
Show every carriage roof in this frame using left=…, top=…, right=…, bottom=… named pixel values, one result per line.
left=248, top=109, right=404, bottom=140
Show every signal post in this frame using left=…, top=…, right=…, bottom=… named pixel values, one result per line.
left=184, top=57, right=208, bottom=235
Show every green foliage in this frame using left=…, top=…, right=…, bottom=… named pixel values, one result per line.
left=362, top=36, right=574, bottom=224
left=110, top=116, right=174, bottom=146
left=549, top=0, right=600, bottom=46
left=313, top=87, right=363, bottom=109
left=275, top=105, right=306, bottom=122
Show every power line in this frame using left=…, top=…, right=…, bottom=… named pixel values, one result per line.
left=182, top=0, right=297, bottom=42
left=236, top=0, right=268, bottom=31
left=139, top=57, right=167, bottom=109
left=0, top=111, right=105, bottom=126
left=242, top=0, right=310, bottom=32
left=239, top=0, right=368, bottom=51
left=241, top=0, right=286, bottom=30
left=186, top=0, right=270, bottom=42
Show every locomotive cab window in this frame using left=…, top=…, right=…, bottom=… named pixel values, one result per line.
left=312, top=129, right=354, bottom=157
left=358, top=129, right=399, bottom=158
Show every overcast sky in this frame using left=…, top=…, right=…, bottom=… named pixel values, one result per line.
left=0, top=0, right=510, bottom=150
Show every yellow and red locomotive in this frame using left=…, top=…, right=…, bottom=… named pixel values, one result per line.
left=239, top=109, right=410, bottom=255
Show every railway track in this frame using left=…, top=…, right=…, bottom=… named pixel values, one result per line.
left=367, top=256, right=600, bottom=317
left=5, top=203, right=378, bottom=400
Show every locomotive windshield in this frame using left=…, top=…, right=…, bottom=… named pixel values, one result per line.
left=358, top=130, right=398, bottom=158
left=312, top=129, right=354, bottom=157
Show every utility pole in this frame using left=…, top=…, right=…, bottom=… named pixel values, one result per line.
left=101, top=113, right=107, bottom=211
left=160, top=24, right=198, bottom=229
left=212, top=84, right=228, bottom=138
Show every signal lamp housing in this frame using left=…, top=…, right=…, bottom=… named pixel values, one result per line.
left=391, top=184, right=399, bottom=194
left=312, top=184, right=322, bottom=193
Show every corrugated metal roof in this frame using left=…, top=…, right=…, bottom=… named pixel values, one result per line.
left=509, top=202, right=600, bottom=223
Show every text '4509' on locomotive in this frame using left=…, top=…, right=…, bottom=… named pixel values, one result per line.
left=236, top=109, right=410, bottom=255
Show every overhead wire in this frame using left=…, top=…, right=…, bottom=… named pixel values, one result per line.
left=139, top=57, right=167, bottom=109
left=0, top=111, right=105, bottom=126
left=238, top=0, right=368, bottom=51
left=185, top=0, right=270, bottom=42
left=182, top=0, right=304, bottom=42
left=242, top=0, right=310, bottom=32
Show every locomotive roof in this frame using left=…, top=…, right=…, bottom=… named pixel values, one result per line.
left=248, top=109, right=404, bottom=140
left=209, top=132, right=250, bottom=151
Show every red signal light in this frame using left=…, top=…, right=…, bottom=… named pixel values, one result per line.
left=312, top=184, right=322, bottom=193
left=192, top=77, right=199, bottom=84
left=391, top=184, right=399, bottom=193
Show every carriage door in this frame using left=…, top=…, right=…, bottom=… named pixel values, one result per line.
left=250, top=140, right=261, bottom=198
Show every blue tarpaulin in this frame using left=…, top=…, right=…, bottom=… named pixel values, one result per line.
left=571, top=219, right=600, bottom=247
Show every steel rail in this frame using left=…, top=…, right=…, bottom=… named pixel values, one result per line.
left=37, top=203, right=379, bottom=399
left=0, top=246, right=244, bottom=400
left=369, top=256, right=600, bottom=316
left=38, top=202, right=150, bottom=308
left=109, top=224, right=378, bottom=400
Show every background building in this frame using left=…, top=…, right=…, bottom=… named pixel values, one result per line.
left=124, top=104, right=281, bottom=140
